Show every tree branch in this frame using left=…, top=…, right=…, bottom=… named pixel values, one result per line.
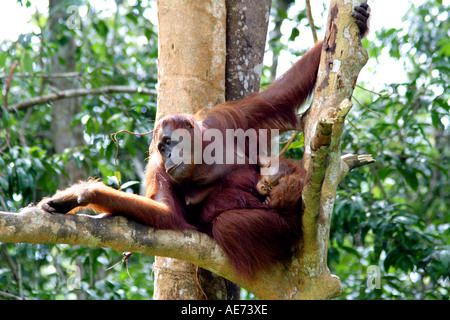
left=305, top=0, right=318, bottom=43
left=0, top=207, right=234, bottom=278
left=6, top=86, right=157, bottom=112
left=3, top=61, right=19, bottom=109
left=0, top=290, right=25, bottom=300
left=0, top=206, right=345, bottom=299
left=0, top=72, right=82, bottom=79
left=295, top=0, right=370, bottom=298
left=340, top=153, right=376, bottom=181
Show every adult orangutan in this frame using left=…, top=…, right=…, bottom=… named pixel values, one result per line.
left=38, top=4, right=370, bottom=278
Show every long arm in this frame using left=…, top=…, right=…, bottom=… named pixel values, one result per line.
left=252, top=40, right=323, bottom=130
left=202, top=41, right=323, bottom=133
left=202, top=3, right=370, bottom=134
left=38, top=180, right=192, bottom=231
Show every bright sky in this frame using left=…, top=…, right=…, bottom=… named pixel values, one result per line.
left=0, top=0, right=48, bottom=42
left=0, top=0, right=156, bottom=42
left=0, top=0, right=429, bottom=90
left=273, top=0, right=424, bottom=88
left=0, top=0, right=414, bottom=42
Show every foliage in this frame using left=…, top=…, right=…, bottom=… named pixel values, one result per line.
left=329, top=0, right=450, bottom=299
left=1, top=0, right=158, bottom=208
left=0, top=243, right=155, bottom=300
left=0, top=0, right=448, bottom=300
left=1, top=0, right=158, bottom=300
left=265, top=0, right=449, bottom=300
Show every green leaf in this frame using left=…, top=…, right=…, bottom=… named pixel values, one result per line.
left=341, top=245, right=362, bottom=258
left=107, top=113, right=124, bottom=124
left=289, top=28, right=300, bottom=41
left=382, top=28, right=397, bottom=37
left=431, top=110, right=443, bottom=129
left=384, top=248, right=400, bottom=271
left=2, top=108, right=11, bottom=127
left=0, top=52, right=7, bottom=70
left=437, top=38, right=450, bottom=57
left=73, top=153, right=83, bottom=169
left=277, top=8, right=288, bottom=20
left=85, top=116, right=93, bottom=136
left=397, top=165, right=419, bottom=191
left=377, top=167, right=395, bottom=180
left=120, top=180, right=140, bottom=190
left=58, top=56, right=66, bottom=66
left=21, top=52, right=33, bottom=74
left=125, top=12, right=138, bottom=24
left=114, top=171, right=122, bottom=183
left=144, top=27, right=154, bottom=41
left=94, top=20, right=109, bottom=37
left=287, top=134, right=304, bottom=150
left=16, top=167, right=31, bottom=189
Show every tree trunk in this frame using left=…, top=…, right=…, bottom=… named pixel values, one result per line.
left=225, top=0, right=272, bottom=101
left=154, top=0, right=272, bottom=300
left=48, top=0, right=86, bottom=186
left=153, top=0, right=228, bottom=300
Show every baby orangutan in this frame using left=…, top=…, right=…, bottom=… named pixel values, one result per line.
left=257, top=158, right=306, bottom=209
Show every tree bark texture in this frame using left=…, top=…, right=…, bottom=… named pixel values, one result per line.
left=225, top=0, right=272, bottom=101
left=154, top=0, right=228, bottom=300
left=296, top=0, right=369, bottom=298
left=156, top=0, right=226, bottom=120
left=222, top=0, right=272, bottom=299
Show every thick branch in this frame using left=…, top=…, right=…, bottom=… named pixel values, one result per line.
left=293, top=0, right=370, bottom=298
left=0, top=207, right=233, bottom=277
left=6, top=86, right=157, bottom=111
left=0, top=207, right=340, bottom=299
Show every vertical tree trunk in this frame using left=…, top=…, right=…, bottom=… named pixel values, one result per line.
left=154, top=0, right=272, bottom=300
left=48, top=0, right=86, bottom=186
left=154, top=0, right=228, bottom=300
left=225, top=0, right=272, bottom=100
left=155, top=0, right=226, bottom=120
left=223, top=0, right=272, bottom=298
